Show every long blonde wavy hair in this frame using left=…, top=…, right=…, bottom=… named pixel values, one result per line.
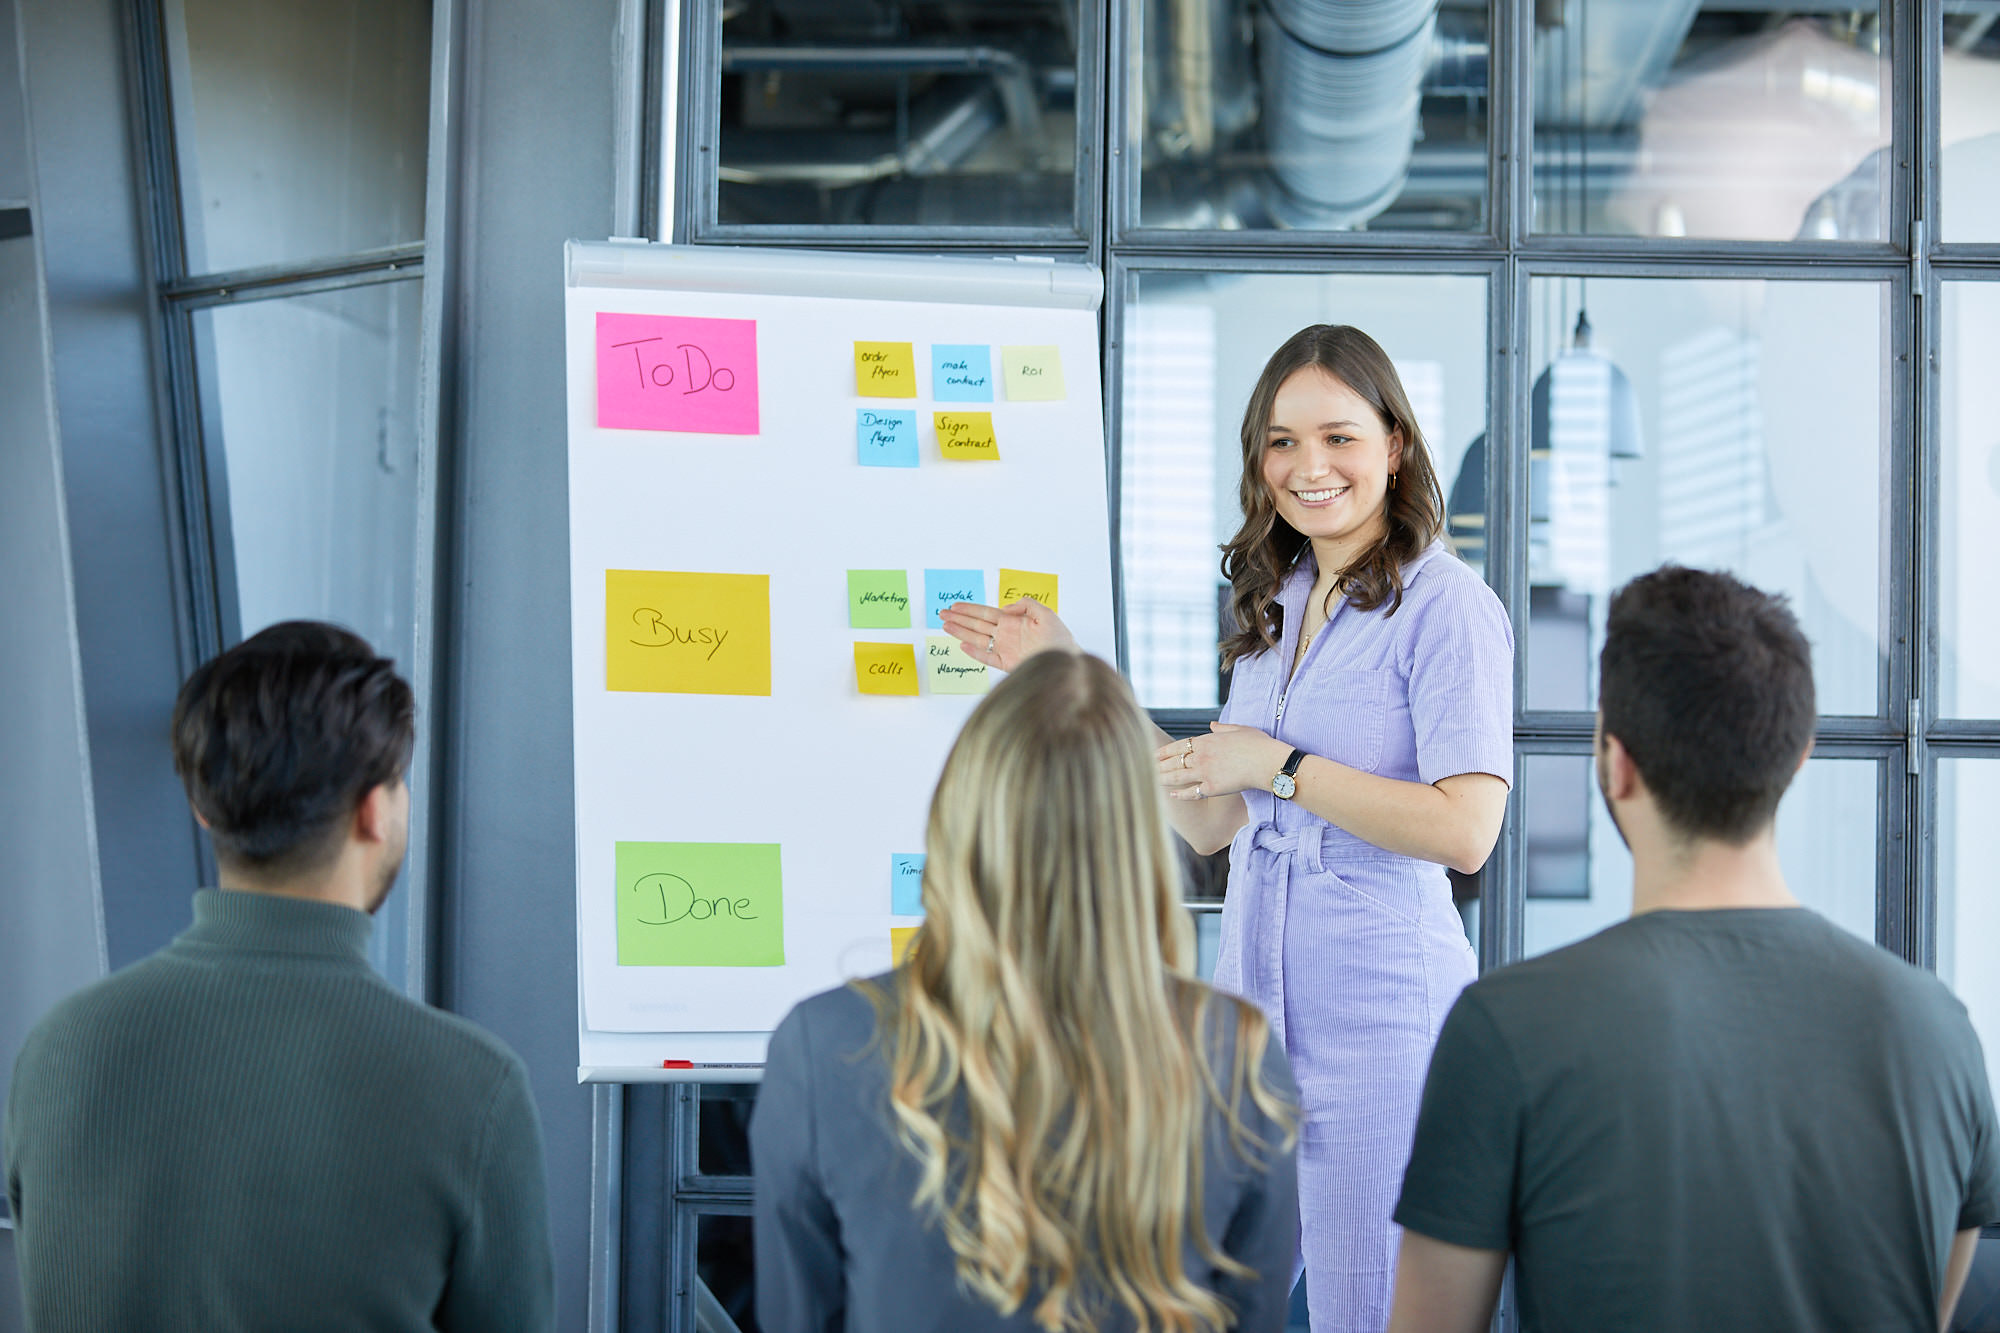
left=865, top=652, right=1296, bottom=1332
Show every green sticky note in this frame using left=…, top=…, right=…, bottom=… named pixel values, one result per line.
left=847, top=569, right=912, bottom=628
left=616, top=841, right=784, bottom=966
left=1001, top=345, right=1065, bottom=401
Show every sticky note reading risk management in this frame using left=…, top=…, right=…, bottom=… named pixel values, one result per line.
left=997, top=568, right=1059, bottom=613
left=596, top=313, right=760, bottom=434
left=932, top=345, right=993, bottom=402
left=615, top=841, right=784, bottom=967
left=891, top=926, right=921, bottom=965
left=1001, top=345, right=1065, bottom=401
left=924, top=569, right=986, bottom=629
left=856, top=409, right=918, bottom=468
left=854, top=341, right=918, bottom=397
left=935, top=412, right=1000, bottom=461
left=855, top=642, right=920, bottom=696
left=607, top=570, right=771, bottom=695
left=926, top=635, right=990, bottom=695
left=891, top=854, right=926, bottom=916
left=847, top=570, right=912, bottom=628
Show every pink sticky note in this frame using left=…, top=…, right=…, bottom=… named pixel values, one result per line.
left=596, top=312, right=761, bottom=435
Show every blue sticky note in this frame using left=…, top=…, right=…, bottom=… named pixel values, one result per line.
left=931, top=345, right=994, bottom=402
left=891, top=854, right=926, bottom=916
left=924, top=569, right=985, bottom=629
left=857, top=409, right=919, bottom=468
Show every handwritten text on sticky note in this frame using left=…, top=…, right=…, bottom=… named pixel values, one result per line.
left=854, top=341, right=918, bottom=398
left=857, top=409, right=918, bottom=468
left=855, top=642, right=920, bottom=696
left=935, top=412, right=1000, bottom=461
left=607, top=570, right=771, bottom=695
left=997, top=569, right=1059, bottom=613
left=1001, top=345, right=1065, bottom=402
left=924, top=569, right=986, bottom=628
left=597, top=313, right=760, bottom=434
left=891, top=854, right=926, bottom=915
left=848, top=570, right=912, bottom=629
left=891, top=926, right=921, bottom=965
left=616, top=841, right=784, bottom=967
left=926, top=635, right=990, bottom=694
left=932, top=345, right=993, bottom=402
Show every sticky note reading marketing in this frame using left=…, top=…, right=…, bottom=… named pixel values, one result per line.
left=1001, top=345, right=1065, bottom=401
left=856, top=409, right=918, bottom=468
left=854, top=642, right=920, bottom=696
left=924, top=569, right=986, bottom=629
left=847, top=570, right=912, bottom=628
left=596, top=313, right=760, bottom=434
left=891, top=926, right=921, bottom=965
left=854, top=341, right=918, bottom=398
left=934, top=412, right=1000, bottom=461
left=997, top=568, right=1059, bottom=613
left=891, top=854, right=926, bottom=916
left=932, top=345, right=994, bottom=402
left=925, top=635, right=990, bottom=695
left=616, top=841, right=784, bottom=967
left=606, top=570, right=771, bottom=696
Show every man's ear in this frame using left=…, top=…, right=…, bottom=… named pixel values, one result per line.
left=1796, top=739, right=1814, bottom=775
left=351, top=782, right=394, bottom=846
left=190, top=805, right=211, bottom=831
left=1600, top=733, right=1643, bottom=803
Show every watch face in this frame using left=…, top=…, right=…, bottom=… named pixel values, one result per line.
left=1272, top=772, right=1298, bottom=800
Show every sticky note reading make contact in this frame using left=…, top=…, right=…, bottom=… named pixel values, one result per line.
left=855, top=341, right=918, bottom=397
left=926, top=635, right=990, bottom=694
left=616, top=841, right=783, bottom=967
left=935, top=412, right=999, bottom=461
left=997, top=568, right=1059, bottom=613
left=855, top=642, right=920, bottom=696
left=856, top=409, right=918, bottom=468
left=924, top=569, right=985, bottom=629
left=932, top=345, right=993, bottom=402
left=891, top=926, right=921, bottom=965
left=596, top=313, right=760, bottom=434
left=1001, top=345, right=1065, bottom=401
left=607, top=570, right=771, bottom=695
left=847, top=570, right=912, bottom=628
left=891, top=854, right=926, bottom=916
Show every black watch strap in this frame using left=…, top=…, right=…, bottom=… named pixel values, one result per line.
left=1280, top=748, right=1306, bottom=778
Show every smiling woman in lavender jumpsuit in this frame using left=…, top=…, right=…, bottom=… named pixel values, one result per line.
left=941, top=325, right=1514, bottom=1333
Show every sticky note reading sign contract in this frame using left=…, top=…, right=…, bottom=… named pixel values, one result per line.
left=606, top=570, right=771, bottom=695
left=1001, top=345, right=1064, bottom=401
left=997, top=569, right=1059, bottom=613
left=854, top=342, right=918, bottom=398
left=616, top=841, right=783, bottom=967
left=935, top=412, right=999, bottom=461
left=596, top=313, right=760, bottom=434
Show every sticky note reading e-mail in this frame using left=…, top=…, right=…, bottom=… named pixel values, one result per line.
left=932, top=345, right=993, bottom=402
left=847, top=570, right=912, bottom=629
left=616, top=841, right=784, bottom=967
left=854, top=341, right=918, bottom=398
left=925, top=635, right=990, bottom=695
left=934, top=412, right=999, bottom=461
left=997, top=568, right=1059, bottom=614
left=606, top=570, right=771, bottom=695
left=1001, top=345, right=1064, bottom=402
left=596, top=313, right=760, bottom=434
left=891, top=854, right=926, bottom=916
left=854, top=642, right=920, bottom=696
left=924, top=569, right=986, bottom=629
left=856, top=409, right=919, bottom=467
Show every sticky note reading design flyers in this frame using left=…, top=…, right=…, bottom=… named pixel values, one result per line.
left=931, top=345, right=993, bottom=402
left=891, top=926, right=921, bottom=965
left=997, top=568, right=1059, bottom=614
left=606, top=570, right=771, bottom=695
left=925, top=635, right=989, bottom=695
left=891, top=854, right=926, bottom=916
left=854, top=642, right=920, bottom=696
left=596, top=313, right=760, bottom=435
left=924, top=569, right=986, bottom=629
left=615, top=841, right=784, bottom=967
left=934, top=412, right=1000, bottom=461
left=856, top=409, right=919, bottom=468
left=854, top=341, right=918, bottom=398
left=847, top=570, right=912, bottom=629
left=1001, top=345, right=1065, bottom=402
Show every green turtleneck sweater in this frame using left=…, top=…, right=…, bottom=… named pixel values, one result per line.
left=4, top=889, right=554, bottom=1332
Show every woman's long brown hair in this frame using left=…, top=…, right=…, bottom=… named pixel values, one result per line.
left=1219, top=325, right=1446, bottom=670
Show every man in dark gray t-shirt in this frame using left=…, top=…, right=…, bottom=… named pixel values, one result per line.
left=1387, top=568, right=2000, bottom=1333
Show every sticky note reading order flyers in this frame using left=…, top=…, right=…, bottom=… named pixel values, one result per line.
left=932, top=345, right=993, bottom=402
left=854, top=341, right=918, bottom=398
left=924, top=569, right=985, bottom=629
left=854, top=642, right=920, bottom=696
left=847, top=570, right=912, bottom=628
left=606, top=570, right=771, bottom=695
left=1001, top=345, right=1065, bottom=401
left=616, top=841, right=783, bottom=967
left=997, top=568, right=1059, bottom=613
left=935, top=412, right=1000, bottom=460
left=891, top=926, right=921, bottom=965
left=926, top=635, right=990, bottom=695
left=856, top=409, right=918, bottom=468
left=596, top=313, right=760, bottom=434
left=891, top=854, right=926, bottom=916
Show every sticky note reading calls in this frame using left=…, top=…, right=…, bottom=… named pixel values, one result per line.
left=932, top=345, right=993, bottom=402
left=891, top=854, right=926, bottom=916
left=1001, top=345, right=1065, bottom=401
left=924, top=569, right=986, bottom=629
left=597, top=313, right=760, bottom=434
left=854, top=642, right=920, bottom=696
left=857, top=409, right=918, bottom=468
left=607, top=570, right=771, bottom=695
left=616, top=841, right=783, bottom=967
left=997, top=568, right=1059, bottom=613
left=935, top=412, right=999, bottom=461
left=854, top=341, right=917, bottom=398
left=847, top=570, right=912, bottom=629
left=891, top=926, right=921, bottom=965
left=926, top=635, right=990, bottom=695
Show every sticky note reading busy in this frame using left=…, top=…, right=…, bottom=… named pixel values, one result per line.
left=854, top=642, right=920, bottom=696
left=847, top=570, right=912, bottom=629
left=891, top=854, right=926, bottom=916
left=615, top=841, right=784, bottom=967
left=856, top=409, right=918, bottom=468
left=854, top=341, right=918, bottom=398
left=924, top=569, right=986, bottom=629
left=934, top=412, right=999, bottom=461
left=596, top=313, right=760, bottom=434
left=926, top=635, right=990, bottom=694
left=932, top=345, right=993, bottom=402
left=1001, top=345, right=1065, bottom=402
left=606, top=570, right=771, bottom=696
left=997, top=568, right=1059, bottom=613
left=891, top=926, right=921, bottom=965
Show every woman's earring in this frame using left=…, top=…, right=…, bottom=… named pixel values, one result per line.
left=1390, top=472, right=1399, bottom=490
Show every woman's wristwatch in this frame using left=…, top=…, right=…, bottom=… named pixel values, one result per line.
left=1271, top=748, right=1307, bottom=800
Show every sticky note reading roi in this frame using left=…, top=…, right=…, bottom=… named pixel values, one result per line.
left=934, top=412, right=1000, bottom=461
left=615, top=841, right=784, bottom=967
left=1001, top=345, right=1065, bottom=402
left=606, top=569, right=771, bottom=696
left=997, top=568, right=1059, bottom=613
left=932, top=345, right=993, bottom=402
left=847, top=570, right=912, bottom=629
left=891, top=854, right=926, bottom=916
left=924, top=569, right=986, bottom=629
left=856, top=409, right=918, bottom=468
left=854, top=341, right=918, bottom=398
left=926, top=635, right=990, bottom=695
left=854, top=642, right=920, bottom=696
left=596, top=312, right=760, bottom=435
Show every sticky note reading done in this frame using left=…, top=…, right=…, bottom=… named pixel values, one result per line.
left=857, top=409, right=918, bottom=468
left=935, top=412, right=1000, bottom=461
left=854, top=341, right=918, bottom=398
left=932, top=345, right=994, bottom=402
left=854, top=642, right=920, bottom=696
left=1001, top=345, right=1065, bottom=402
left=606, top=570, right=771, bottom=696
left=926, top=635, right=990, bottom=695
left=596, top=313, right=760, bottom=434
left=891, top=926, right=921, bottom=965
left=924, top=569, right=986, bottom=629
left=997, top=568, right=1059, bottom=614
left=616, top=841, right=784, bottom=967
left=891, top=854, right=926, bottom=916
left=847, top=570, right=912, bottom=629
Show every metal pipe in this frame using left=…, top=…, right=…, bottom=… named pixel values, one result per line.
left=716, top=81, right=1007, bottom=186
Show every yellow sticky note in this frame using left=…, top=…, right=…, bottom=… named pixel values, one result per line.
left=855, top=341, right=917, bottom=397
left=997, top=568, right=1058, bottom=614
left=1001, top=345, right=1065, bottom=401
left=890, top=926, right=921, bottom=965
left=854, top=641, right=920, bottom=696
left=607, top=570, right=771, bottom=696
left=934, top=411, right=1000, bottom=460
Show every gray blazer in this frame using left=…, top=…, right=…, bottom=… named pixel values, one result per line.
left=751, top=973, right=1300, bottom=1333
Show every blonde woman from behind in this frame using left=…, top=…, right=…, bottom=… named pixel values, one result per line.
left=752, top=651, right=1301, bottom=1333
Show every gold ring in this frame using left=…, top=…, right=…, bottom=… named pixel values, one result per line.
left=1181, top=751, right=1191, bottom=769
left=1184, top=740, right=1195, bottom=757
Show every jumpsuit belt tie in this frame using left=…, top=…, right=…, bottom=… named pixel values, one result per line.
left=1237, top=821, right=1329, bottom=1048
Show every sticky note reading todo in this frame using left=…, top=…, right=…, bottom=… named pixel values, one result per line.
left=856, top=409, right=918, bottom=468
left=847, top=570, right=912, bottom=629
left=997, top=568, right=1059, bottom=613
left=891, top=854, right=926, bottom=916
left=1001, top=345, right=1065, bottom=401
left=596, top=313, right=760, bottom=434
left=616, top=841, right=784, bottom=967
left=932, top=345, right=994, bottom=402
left=924, top=569, right=986, bottom=629
left=854, top=642, right=920, bottom=696
left=934, top=412, right=1000, bottom=461
left=926, top=635, right=990, bottom=695
left=607, top=570, right=771, bottom=695
left=854, top=341, right=917, bottom=398
left=891, top=926, right=921, bottom=965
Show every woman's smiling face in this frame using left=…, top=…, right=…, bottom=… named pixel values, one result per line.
left=1259, top=365, right=1403, bottom=566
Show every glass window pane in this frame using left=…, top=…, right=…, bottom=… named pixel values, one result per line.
left=1938, top=757, right=2000, bottom=1114
left=1532, top=3, right=1888, bottom=241
left=1941, top=282, right=2000, bottom=720
left=714, top=2, right=1080, bottom=229
left=697, top=1083, right=757, bottom=1177
left=1941, top=12, right=2000, bottom=243
left=1524, top=754, right=1876, bottom=958
left=694, top=1212, right=759, bottom=1332
left=1120, top=270, right=1488, bottom=709
left=1523, top=277, right=1884, bottom=716
left=167, top=0, right=430, bottom=273
left=1131, top=0, right=1488, bottom=232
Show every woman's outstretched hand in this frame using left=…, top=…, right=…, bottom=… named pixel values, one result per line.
left=1155, top=723, right=1290, bottom=802
left=938, top=598, right=1076, bottom=672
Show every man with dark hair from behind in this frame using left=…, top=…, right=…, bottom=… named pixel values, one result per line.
left=1386, top=566, right=2000, bottom=1333
left=4, top=622, right=555, bottom=1332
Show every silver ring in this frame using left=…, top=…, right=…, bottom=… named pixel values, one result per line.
left=1193, top=782, right=1203, bottom=799
left=987, top=635, right=996, bottom=654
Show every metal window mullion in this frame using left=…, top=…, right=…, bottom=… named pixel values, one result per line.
left=1106, top=256, right=1130, bottom=678
left=676, top=0, right=717, bottom=244
left=1077, top=0, right=1109, bottom=258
